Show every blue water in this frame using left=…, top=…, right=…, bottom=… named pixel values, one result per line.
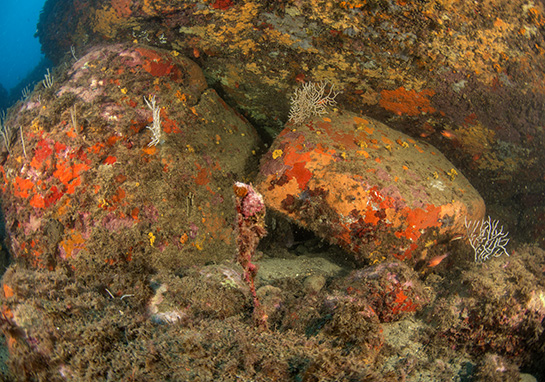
left=0, top=0, right=46, bottom=98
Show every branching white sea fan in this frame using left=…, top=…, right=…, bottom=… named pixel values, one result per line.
left=464, top=216, right=510, bottom=263
left=144, top=95, right=162, bottom=147
left=288, top=81, right=339, bottom=124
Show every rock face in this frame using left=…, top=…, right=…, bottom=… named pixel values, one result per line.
left=332, top=261, right=432, bottom=323
left=34, top=0, right=545, bottom=242
left=257, top=111, right=484, bottom=262
left=0, top=44, right=261, bottom=270
left=2, top=2, right=545, bottom=381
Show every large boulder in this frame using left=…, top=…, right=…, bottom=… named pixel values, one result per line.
left=35, top=0, right=545, bottom=242
left=257, top=111, right=485, bottom=262
left=0, top=43, right=261, bottom=270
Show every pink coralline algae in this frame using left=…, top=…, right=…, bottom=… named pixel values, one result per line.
left=233, top=182, right=267, bottom=329
left=235, top=181, right=265, bottom=218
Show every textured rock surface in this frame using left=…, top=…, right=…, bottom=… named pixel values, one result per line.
left=332, top=261, right=432, bottom=323
left=0, top=43, right=261, bottom=270
left=1, top=1, right=545, bottom=380
left=424, top=244, right=545, bottom=364
left=258, top=111, right=484, bottom=262
left=35, top=0, right=545, bottom=242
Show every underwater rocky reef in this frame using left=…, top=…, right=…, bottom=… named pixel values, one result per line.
left=0, top=0, right=544, bottom=381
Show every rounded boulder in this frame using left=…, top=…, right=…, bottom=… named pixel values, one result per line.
left=0, top=44, right=261, bottom=270
left=257, top=111, right=484, bottom=262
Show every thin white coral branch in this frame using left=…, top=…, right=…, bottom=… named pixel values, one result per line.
left=42, top=68, right=54, bottom=89
left=465, top=216, right=510, bottom=263
left=144, top=95, right=162, bottom=147
left=288, top=81, right=339, bottom=124
left=0, top=111, right=11, bottom=155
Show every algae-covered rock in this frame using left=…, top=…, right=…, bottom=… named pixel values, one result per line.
left=257, top=111, right=484, bottom=263
left=333, top=261, right=432, bottom=322
left=35, top=0, right=545, bottom=244
left=425, top=244, right=545, bottom=364
left=0, top=43, right=261, bottom=270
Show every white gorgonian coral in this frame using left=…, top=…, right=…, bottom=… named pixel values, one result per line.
left=288, top=81, right=339, bottom=124
left=465, top=216, right=510, bottom=263
left=144, top=95, right=162, bottom=147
